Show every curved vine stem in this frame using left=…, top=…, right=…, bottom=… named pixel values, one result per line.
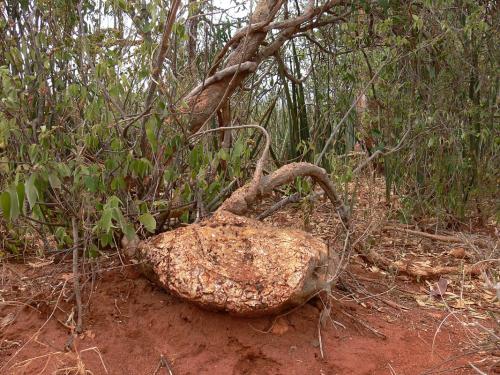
left=189, top=124, right=349, bottom=226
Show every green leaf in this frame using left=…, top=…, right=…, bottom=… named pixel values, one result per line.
left=16, top=182, right=25, bottom=214
left=84, top=175, right=100, bottom=193
left=231, top=139, right=244, bottom=160
left=0, top=191, right=11, bottom=220
left=180, top=211, right=190, bottom=223
left=99, top=233, right=113, bottom=247
left=121, top=222, right=136, bottom=240
left=189, top=144, right=203, bottom=171
left=111, top=207, right=125, bottom=224
left=163, top=168, right=177, bottom=183
left=25, top=174, right=39, bottom=209
left=139, top=213, right=156, bottom=233
left=87, top=243, right=100, bottom=258
left=110, top=138, right=122, bottom=151
left=105, top=195, right=122, bottom=209
left=130, top=158, right=152, bottom=178
left=99, top=208, right=114, bottom=233
left=57, top=163, right=71, bottom=178
left=48, top=173, right=61, bottom=189
left=8, top=187, right=19, bottom=221
left=145, top=117, right=158, bottom=152
left=55, top=227, right=71, bottom=246
left=218, top=148, right=228, bottom=161
left=110, top=176, right=126, bottom=191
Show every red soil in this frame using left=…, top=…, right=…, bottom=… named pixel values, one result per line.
left=0, top=263, right=488, bottom=375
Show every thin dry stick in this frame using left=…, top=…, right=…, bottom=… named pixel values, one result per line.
left=352, top=129, right=410, bottom=175
left=317, top=320, right=325, bottom=359
left=431, top=311, right=458, bottom=358
left=80, top=346, right=109, bottom=374
left=315, top=62, right=386, bottom=164
left=206, top=179, right=237, bottom=211
left=191, top=124, right=349, bottom=224
left=1, top=281, right=68, bottom=371
left=189, top=124, right=270, bottom=195
left=141, top=0, right=182, bottom=152
left=384, top=225, right=465, bottom=244
left=153, top=354, right=174, bottom=375
left=469, top=363, right=488, bottom=375
left=257, top=192, right=301, bottom=220
left=341, top=309, right=386, bottom=339
left=72, top=218, right=83, bottom=333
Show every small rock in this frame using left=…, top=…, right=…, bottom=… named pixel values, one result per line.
left=449, top=247, right=467, bottom=259
left=271, top=317, right=289, bottom=335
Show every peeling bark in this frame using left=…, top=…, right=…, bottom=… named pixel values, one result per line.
left=180, top=0, right=347, bottom=135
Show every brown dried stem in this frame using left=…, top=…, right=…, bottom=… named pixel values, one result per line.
left=192, top=125, right=349, bottom=225
left=71, top=218, right=83, bottom=334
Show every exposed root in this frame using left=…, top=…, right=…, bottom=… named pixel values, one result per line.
left=220, top=161, right=349, bottom=225
left=383, top=225, right=493, bottom=247
left=357, top=244, right=493, bottom=279
left=124, top=124, right=351, bottom=316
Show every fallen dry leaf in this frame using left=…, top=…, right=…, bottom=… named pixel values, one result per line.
left=430, top=278, right=449, bottom=298
left=451, top=298, right=476, bottom=309
left=415, top=295, right=429, bottom=307
left=60, top=273, right=74, bottom=282
left=28, top=258, right=54, bottom=268
left=271, top=318, right=290, bottom=335
left=449, top=247, right=467, bottom=259
left=0, top=313, right=15, bottom=330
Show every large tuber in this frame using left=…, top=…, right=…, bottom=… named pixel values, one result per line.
left=124, top=125, right=347, bottom=316
left=125, top=210, right=338, bottom=316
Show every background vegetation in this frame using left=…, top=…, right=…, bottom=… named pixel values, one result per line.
left=0, top=0, right=498, bottom=256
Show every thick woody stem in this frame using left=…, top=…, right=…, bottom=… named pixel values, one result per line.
left=261, top=162, right=349, bottom=224
left=191, top=125, right=349, bottom=225
left=190, top=124, right=270, bottom=211
left=220, top=162, right=349, bottom=226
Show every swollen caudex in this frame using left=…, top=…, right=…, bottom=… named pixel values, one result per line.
left=124, top=125, right=347, bottom=316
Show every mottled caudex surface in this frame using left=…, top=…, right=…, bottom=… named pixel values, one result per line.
left=126, top=210, right=338, bottom=316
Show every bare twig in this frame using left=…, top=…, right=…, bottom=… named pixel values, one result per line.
left=186, top=62, right=258, bottom=99
left=383, top=225, right=491, bottom=247
left=1, top=281, right=68, bottom=371
left=317, top=319, right=325, bottom=359
left=341, top=309, right=387, bottom=339
left=141, top=0, right=182, bottom=153
left=352, top=129, right=410, bottom=175
left=469, top=363, right=488, bottom=375
left=71, top=218, right=83, bottom=333
left=153, top=354, right=174, bottom=375
left=206, top=179, right=238, bottom=212
left=257, top=192, right=302, bottom=220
